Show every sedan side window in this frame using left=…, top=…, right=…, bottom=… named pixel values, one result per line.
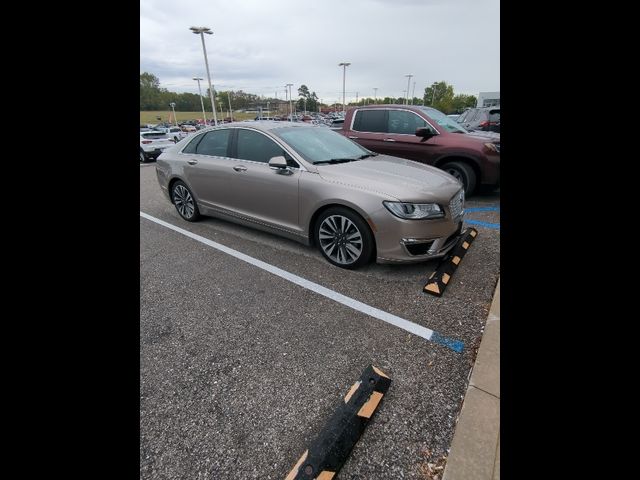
left=195, top=129, right=231, bottom=157
left=182, top=133, right=204, bottom=154
left=236, top=129, right=288, bottom=164
left=388, top=110, right=428, bottom=134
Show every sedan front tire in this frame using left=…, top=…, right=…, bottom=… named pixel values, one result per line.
left=315, top=207, right=374, bottom=269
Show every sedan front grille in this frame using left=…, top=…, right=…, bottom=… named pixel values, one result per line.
left=449, top=189, right=465, bottom=219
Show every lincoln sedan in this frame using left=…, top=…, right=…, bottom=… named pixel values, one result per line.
left=155, top=122, right=465, bottom=269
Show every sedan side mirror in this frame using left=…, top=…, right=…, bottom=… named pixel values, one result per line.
left=268, top=156, right=293, bottom=175
left=415, top=127, right=438, bottom=141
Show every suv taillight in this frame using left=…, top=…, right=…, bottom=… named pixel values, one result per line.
left=478, top=120, right=489, bottom=128
left=141, top=140, right=152, bottom=144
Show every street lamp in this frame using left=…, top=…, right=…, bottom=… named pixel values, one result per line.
left=169, top=102, right=177, bottom=126
left=373, top=87, right=378, bottom=104
left=405, top=74, right=413, bottom=105
left=227, top=91, right=233, bottom=122
left=412, top=81, right=416, bottom=105
left=286, top=83, right=293, bottom=120
left=432, top=84, right=438, bottom=105
left=192, top=77, right=207, bottom=124
left=190, top=26, right=218, bottom=125
left=338, top=62, right=351, bottom=112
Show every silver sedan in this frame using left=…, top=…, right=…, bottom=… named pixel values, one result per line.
left=155, top=122, right=464, bottom=269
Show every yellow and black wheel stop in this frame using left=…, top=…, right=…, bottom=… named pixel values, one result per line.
left=285, top=365, right=391, bottom=480
left=423, top=227, right=478, bottom=297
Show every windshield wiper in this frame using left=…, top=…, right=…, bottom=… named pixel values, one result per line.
left=314, top=158, right=360, bottom=165
left=358, top=153, right=378, bottom=159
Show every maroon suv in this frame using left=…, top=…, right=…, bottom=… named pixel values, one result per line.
left=336, top=105, right=500, bottom=195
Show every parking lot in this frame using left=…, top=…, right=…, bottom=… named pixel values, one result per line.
left=140, top=162, right=500, bottom=479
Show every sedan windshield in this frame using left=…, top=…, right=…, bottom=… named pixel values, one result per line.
left=419, top=107, right=469, bottom=133
left=273, top=126, right=370, bottom=164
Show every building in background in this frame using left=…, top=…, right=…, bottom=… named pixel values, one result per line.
left=477, top=91, right=500, bottom=107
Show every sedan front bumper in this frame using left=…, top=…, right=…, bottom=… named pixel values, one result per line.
left=372, top=210, right=464, bottom=264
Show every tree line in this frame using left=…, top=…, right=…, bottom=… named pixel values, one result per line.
left=141, top=73, right=477, bottom=114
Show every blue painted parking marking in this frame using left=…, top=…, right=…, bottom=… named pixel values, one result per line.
left=464, top=203, right=500, bottom=230
left=465, top=219, right=500, bottom=230
left=465, top=206, right=500, bottom=213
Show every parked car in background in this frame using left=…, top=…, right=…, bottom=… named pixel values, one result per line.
left=334, top=105, right=499, bottom=195
left=447, top=114, right=460, bottom=122
left=154, top=125, right=187, bottom=142
left=140, top=131, right=176, bottom=163
left=181, top=124, right=197, bottom=133
left=155, top=122, right=465, bottom=268
left=456, top=107, right=500, bottom=133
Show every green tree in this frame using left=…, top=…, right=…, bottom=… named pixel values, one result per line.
left=451, top=94, right=477, bottom=113
left=424, top=81, right=454, bottom=112
left=295, top=84, right=318, bottom=113
left=140, top=72, right=163, bottom=110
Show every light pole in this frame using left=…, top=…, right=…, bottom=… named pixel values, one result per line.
left=412, top=81, right=416, bottom=105
left=373, top=87, right=378, bottom=104
left=355, top=92, right=358, bottom=105
left=432, top=84, right=438, bottom=105
left=169, top=102, right=177, bottom=125
left=192, top=77, right=207, bottom=124
left=227, top=91, right=233, bottom=121
left=405, top=74, right=413, bottom=105
left=338, top=62, right=351, bottom=113
left=190, top=26, right=218, bottom=125
left=286, top=83, right=293, bottom=120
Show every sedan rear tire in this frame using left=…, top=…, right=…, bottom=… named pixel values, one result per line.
left=140, top=150, right=147, bottom=163
left=171, top=181, right=201, bottom=222
left=314, top=207, right=374, bottom=269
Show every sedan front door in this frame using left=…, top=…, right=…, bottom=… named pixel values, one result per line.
left=223, top=128, right=300, bottom=233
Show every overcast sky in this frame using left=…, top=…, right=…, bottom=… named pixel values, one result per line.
left=140, top=0, right=499, bottom=103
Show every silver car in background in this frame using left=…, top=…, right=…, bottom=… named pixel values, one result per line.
left=155, top=122, right=465, bottom=269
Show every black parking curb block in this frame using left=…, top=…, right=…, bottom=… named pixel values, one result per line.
left=284, top=365, right=392, bottom=480
left=423, top=227, right=478, bottom=297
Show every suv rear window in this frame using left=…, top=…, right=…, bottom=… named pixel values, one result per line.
left=141, top=132, right=169, bottom=139
left=352, top=110, right=386, bottom=132
left=488, top=110, right=500, bottom=122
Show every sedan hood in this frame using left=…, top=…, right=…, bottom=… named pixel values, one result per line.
left=317, top=155, right=462, bottom=202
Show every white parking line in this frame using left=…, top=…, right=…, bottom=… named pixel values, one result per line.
left=140, top=211, right=463, bottom=352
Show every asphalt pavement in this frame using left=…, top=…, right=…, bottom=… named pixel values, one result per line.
left=140, top=163, right=500, bottom=479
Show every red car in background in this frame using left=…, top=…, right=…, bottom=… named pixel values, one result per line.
left=335, top=105, right=500, bottom=195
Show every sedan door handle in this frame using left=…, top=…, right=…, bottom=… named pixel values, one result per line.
left=233, top=165, right=247, bottom=172
left=383, top=138, right=396, bottom=142
left=187, top=159, right=198, bottom=165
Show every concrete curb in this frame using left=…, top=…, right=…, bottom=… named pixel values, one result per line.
left=442, top=278, right=500, bottom=480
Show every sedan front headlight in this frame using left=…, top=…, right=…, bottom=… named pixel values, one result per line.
left=383, top=201, right=444, bottom=220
